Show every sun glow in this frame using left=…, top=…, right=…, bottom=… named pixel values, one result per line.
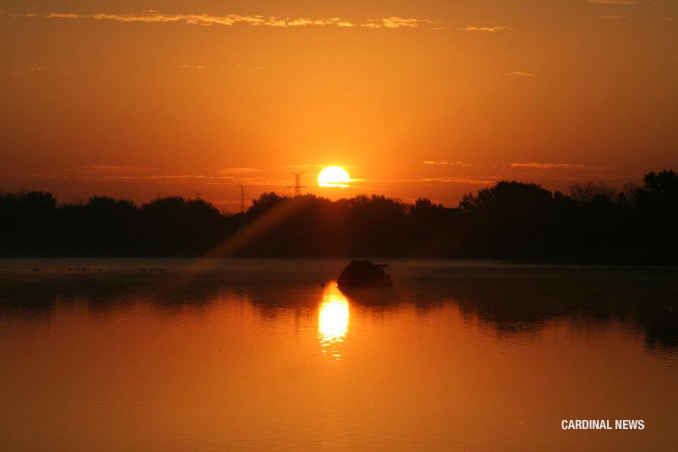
left=318, top=166, right=350, bottom=187
left=318, top=285, right=349, bottom=358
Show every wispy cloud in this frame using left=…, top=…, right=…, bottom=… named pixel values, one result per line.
left=7, top=64, right=46, bottom=75
left=592, top=15, right=627, bottom=20
left=509, top=163, right=586, bottom=169
left=462, top=26, right=513, bottom=32
left=395, top=177, right=499, bottom=185
left=10, top=12, right=37, bottom=18
left=216, top=167, right=260, bottom=175
left=663, top=17, right=675, bottom=22
left=423, top=161, right=472, bottom=167
left=10, top=171, right=209, bottom=183
left=73, top=165, right=149, bottom=175
left=506, top=71, right=536, bottom=77
left=282, top=163, right=356, bottom=170
left=21, top=11, right=433, bottom=29
left=282, top=164, right=312, bottom=169
left=584, top=0, right=636, bottom=4
left=361, top=17, right=432, bottom=29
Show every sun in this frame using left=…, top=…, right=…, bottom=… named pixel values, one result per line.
left=318, top=166, right=350, bottom=187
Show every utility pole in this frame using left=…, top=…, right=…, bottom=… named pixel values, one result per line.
left=288, top=172, right=306, bottom=197
left=236, top=184, right=247, bottom=213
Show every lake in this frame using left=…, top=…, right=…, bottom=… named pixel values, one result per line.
left=1, top=259, right=676, bottom=451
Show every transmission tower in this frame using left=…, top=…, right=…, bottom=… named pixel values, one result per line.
left=236, top=184, right=247, bottom=213
left=288, top=172, right=306, bottom=197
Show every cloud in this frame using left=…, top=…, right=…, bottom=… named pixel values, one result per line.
left=462, top=26, right=513, bottom=32
left=584, top=0, right=636, bottom=4
left=73, top=165, right=149, bottom=174
left=509, top=163, right=586, bottom=169
left=45, top=12, right=257, bottom=26
left=399, top=177, right=498, bottom=185
left=282, top=163, right=356, bottom=170
left=26, top=11, right=433, bottom=29
left=362, top=17, right=431, bottom=29
left=216, top=167, right=260, bottom=175
left=7, top=169, right=211, bottom=183
left=141, top=174, right=208, bottom=181
left=592, top=15, right=627, bottom=19
left=62, top=166, right=153, bottom=180
left=506, top=71, right=536, bottom=77
left=423, top=161, right=472, bottom=167
left=8, top=64, right=46, bottom=75
left=663, top=17, right=675, bottom=22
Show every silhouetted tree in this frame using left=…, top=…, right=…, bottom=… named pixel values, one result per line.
left=569, top=182, right=616, bottom=206
left=247, top=192, right=288, bottom=218
left=1, top=169, right=677, bottom=262
left=634, top=170, right=678, bottom=261
left=460, top=181, right=554, bottom=257
left=0, top=191, right=57, bottom=253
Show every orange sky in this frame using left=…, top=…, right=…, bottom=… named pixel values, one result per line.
left=1, top=0, right=677, bottom=210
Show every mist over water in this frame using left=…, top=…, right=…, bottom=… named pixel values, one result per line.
left=1, top=259, right=676, bottom=451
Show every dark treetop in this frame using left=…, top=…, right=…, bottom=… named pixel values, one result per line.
left=1, top=170, right=677, bottom=264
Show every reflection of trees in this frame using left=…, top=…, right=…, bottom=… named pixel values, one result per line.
left=398, top=267, right=678, bottom=355
left=1, top=266, right=676, bottom=355
left=0, top=273, right=224, bottom=318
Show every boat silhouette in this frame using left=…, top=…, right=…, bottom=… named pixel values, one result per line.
left=337, top=260, right=392, bottom=288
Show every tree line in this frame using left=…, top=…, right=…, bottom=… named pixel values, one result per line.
left=1, top=170, right=676, bottom=263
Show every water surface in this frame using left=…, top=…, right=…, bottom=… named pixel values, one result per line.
left=1, top=259, right=676, bottom=451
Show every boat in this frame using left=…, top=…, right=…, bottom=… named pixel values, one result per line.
left=336, top=260, right=392, bottom=288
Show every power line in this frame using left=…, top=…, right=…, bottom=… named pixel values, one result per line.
left=236, top=184, right=247, bottom=214
left=287, top=172, right=306, bottom=197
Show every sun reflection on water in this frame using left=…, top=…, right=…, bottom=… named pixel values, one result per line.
left=318, top=284, right=349, bottom=358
